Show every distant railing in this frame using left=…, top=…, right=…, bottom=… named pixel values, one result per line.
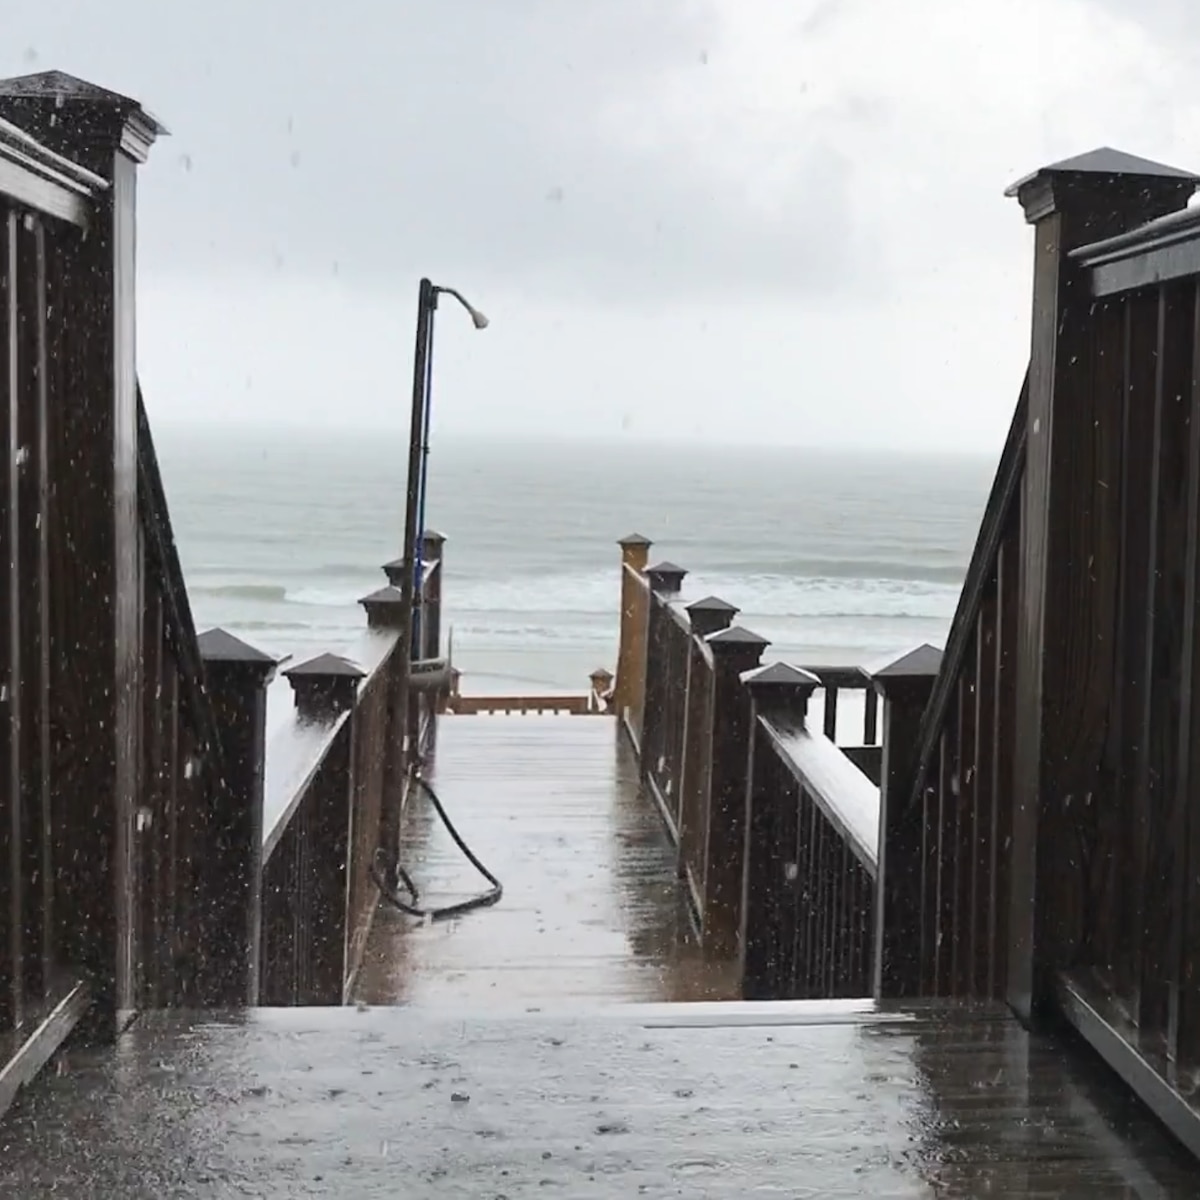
left=258, top=546, right=444, bottom=1004
left=613, top=545, right=899, bottom=967
left=447, top=694, right=591, bottom=715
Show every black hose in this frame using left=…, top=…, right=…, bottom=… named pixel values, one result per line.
left=371, top=772, right=503, bottom=921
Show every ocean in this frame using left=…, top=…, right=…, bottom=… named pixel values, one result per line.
left=155, top=427, right=993, bottom=716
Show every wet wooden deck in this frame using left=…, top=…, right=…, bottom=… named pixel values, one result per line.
left=352, top=714, right=740, bottom=1008
left=3, top=1000, right=1199, bottom=1196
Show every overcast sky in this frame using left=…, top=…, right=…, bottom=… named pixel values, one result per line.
left=4, top=0, right=1198, bottom=451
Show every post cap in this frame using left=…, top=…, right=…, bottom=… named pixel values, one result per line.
left=359, top=584, right=404, bottom=605
left=197, top=628, right=278, bottom=684
left=1005, top=146, right=1198, bottom=225
left=707, top=624, right=771, bottom=651
left=283, top=653, right=366, bottom=681
left=359, top=584, right=407, bottom=630
left=869, top=642, right=943, bottom=692
left=741, top=661, right=820, bottom=691
left=686, top=594, right=740, bottom=636
left=420, top=530, right=446, bottom=558
left=645, top=560, right=687, bottom=593
left=197, top=627, right=275, bottom=664
left=283, top=653, right=365, bottom=721
left=686, top=595, right=740, bottom=616
left=618, top=533, right=653, bottom=548
left=0, top=69, right=167, bottom=163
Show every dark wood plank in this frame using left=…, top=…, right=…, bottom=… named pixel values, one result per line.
left=354, top=716, right=741, bottom=1007
left=3, top=1001, right=1200, bottom=1196
left=935, top=730, right=954, bottom=994
left=1173, top=283, right=1200, bottom=1067
left=952, top=663, right=976, bottom=996
left=1115, top=289, right=1160, bottom=1011
left=972, top=587, right=997, bottom=997
left=989, top=531, right=1017, bottom=999
left=1057, top=969, right=1200, bottom=1166
left=822, top=685, right=838, bottom=740
left=1136, top=282, right=1193, bottom=1038
left=16, top=210, right=50, bottom=1005
left=0, top=207, right=19, bottom=1033
left=0, top=976, right=87, bottom=1122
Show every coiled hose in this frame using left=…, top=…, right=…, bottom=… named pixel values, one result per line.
left=371, top=771, right=503, bottom=921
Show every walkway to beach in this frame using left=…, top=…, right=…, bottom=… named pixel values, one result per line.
left=352, top=714, right=741, bottom=1008
left=8, top=714, right=1200, bottom=1195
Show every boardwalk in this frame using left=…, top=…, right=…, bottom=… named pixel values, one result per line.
left=5, top=716, right=1200, bottom=1194
left=3, top=1001, right=1199, bottom=1196
left=353, top=715, right=740, bottom=1007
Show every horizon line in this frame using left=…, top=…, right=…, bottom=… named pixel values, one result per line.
left=147, top=418, right=999, bottom=459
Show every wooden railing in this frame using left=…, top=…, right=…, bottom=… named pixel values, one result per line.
left=742, top=669, right=880, bottom=1000
left=876, top=155, right=1200, bottom=1157
left=613, top=154, right=1200, bottom=1159
left=0, top=99, right=112, bottom=1114
left=873, top=378, right=1027, bottom=1002
left=0, top=73, right=454, bottom=1118
left=136, top=391, right=253, bottom=1013
left=442, top=665, right=613, bottom=716
left=613, top=547, right=894, bottom=964
left=0, top=71, right=271, bottom=1097
left=259, top=549, right=443, bottom=1004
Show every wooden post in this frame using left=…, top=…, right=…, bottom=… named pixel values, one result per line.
left=741, top=663, right=819, bottom=999
left=640, top=560, right=688, bottom=783
left=686, top=595, right=739, bottom=638
left=196, top=629, right=276, bottom=1005
left=1005, top=149, right=1199, bottom=1024
left=419, top=530, right=445, bottom=661
left=283, top=654, right=364, bottom=722
left=0, top=70, right=164, bottom=1036
left=613, top=534, right=652, bottom=717
left=870, top=644, right=942, bottom=999
left=359, top=585, right=406, bottom=632
left=281, top=654, right=363, bottom=1001
left=360, top=574, right=414, bottom=863
left=589, top=667, right=614, bottom=712
left=702, top=624, right=770, bottom=958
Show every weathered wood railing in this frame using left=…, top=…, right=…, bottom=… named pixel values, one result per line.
left=0, top=73, right=223, bottom=1116
left=879, top=154, right=1200, bottom=1156
left=612, top=546, right=899, bottom=963
left=742, top=665, right=880, bottom=1000
left=0, top=72, right=449, bottom=1116
left=873, top=380, right=1026, bottom=1003
left=616, top=151, right=1200, bottom=1158
left=259, top=547, right=443, bottom=1004
left=442, top=666, right=613, bottom=716
left=0, top=96, right=112, bottom=1112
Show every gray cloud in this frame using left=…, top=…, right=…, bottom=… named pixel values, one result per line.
left=6, top=0, right=872, bottom=302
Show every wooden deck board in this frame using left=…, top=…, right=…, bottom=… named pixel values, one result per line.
left=2, top=1001, right=1199, bottom=1196
left=352, top=715, right=740, bottom=1007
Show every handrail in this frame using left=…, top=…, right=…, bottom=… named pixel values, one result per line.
left=136, top=384, right=229, bottom=779
left=0, top=114, right=108, bottom=191
left=759, top=715, right=880, bottom=872
left=1071, top=202, right=1200, bottom=269
left=0, top=114, right=106, bottom=227
left=910, top=369, right=1028, bottom=792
